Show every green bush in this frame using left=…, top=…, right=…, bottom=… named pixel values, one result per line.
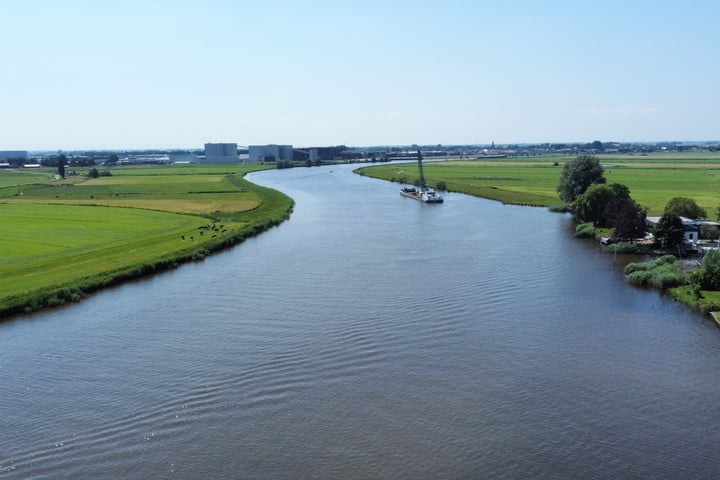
left=192, top=249, right=209, bottom=260
left=548, top=204, right=572, bottom=213
left=625, top=255, right=685, bottom=289
left=688, top=268, right=707, bottom=288
left=627, top=270, right=653, bottom=286
left=625, top=260, right=651, bottom=274
left=702, top=249, right=720, bottom=290
left=574, top=222, right=596, bottom=238
left=656, top=254, right=679, bottom=265
left=608, top=242, right=638, bottom=254
left=653, top=267, right=685, bottom=289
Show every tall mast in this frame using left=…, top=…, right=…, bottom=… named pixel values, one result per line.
left=417, top=150, right=427, bottom=190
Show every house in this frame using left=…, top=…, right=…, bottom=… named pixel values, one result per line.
left=645, top=216, right=720, bottom=250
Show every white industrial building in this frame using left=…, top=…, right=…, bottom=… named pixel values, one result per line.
left=248, top=145, right=294, bottom=163
left=203, top=143, right=238, bottom=163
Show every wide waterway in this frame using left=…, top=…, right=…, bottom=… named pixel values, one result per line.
left=2, top=163, right=720, bottom=479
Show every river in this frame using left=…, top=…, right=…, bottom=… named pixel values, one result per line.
left=2, top=163, right=720, bottom=479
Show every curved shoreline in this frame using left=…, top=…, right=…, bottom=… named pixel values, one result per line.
left=0, top=172, right=294, bottom=320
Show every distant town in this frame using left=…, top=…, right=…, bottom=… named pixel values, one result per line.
left=1, top=140, right=719, bottom=168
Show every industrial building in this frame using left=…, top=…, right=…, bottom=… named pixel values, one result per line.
left=292, top=145, right=358, bottom=163
left=203, top=143, right=238, bottom=163
left=248, top=145, right=294, bottom=163
left=0, top=150, right=28, bottom=161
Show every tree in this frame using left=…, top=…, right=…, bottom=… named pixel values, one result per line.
left=663, top=196, right=706, bottom=219
left=701, top=223, right=720, bottom=241
left=88, top=168, right=99, bottom=178
left=57, top=154, right=66, bottom=179
left=653, top=214, right=685, bottom=248
left=573, top=183, right=630, bottom=226
left=605, top=197, right=647, bottom=239
left=701, top=249, right=720, bottom=290
left=557, top=155, right=605, bottom=203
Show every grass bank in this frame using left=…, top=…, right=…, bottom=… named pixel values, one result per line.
left=669, top=287, right=720, bottom=313
left=358, top=154, right=720, bottom=315
left=355, top=152, right=720, bottom=215
left=0, top=164, right=293, bottom=318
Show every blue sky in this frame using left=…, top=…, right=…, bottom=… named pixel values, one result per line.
left=1, top=0, right=719, bottom=150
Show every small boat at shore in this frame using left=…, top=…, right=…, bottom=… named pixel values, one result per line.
left=400, top=186, right=444, bottom=203
left=399, top=151, right=444, bottom=204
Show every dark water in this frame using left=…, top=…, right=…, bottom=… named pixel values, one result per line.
left=2, top=164, right=720, bottom=479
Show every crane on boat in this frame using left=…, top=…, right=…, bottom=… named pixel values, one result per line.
left=399, top=150, right=444, bottom=203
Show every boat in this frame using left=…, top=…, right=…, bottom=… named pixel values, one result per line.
left=401, top=186, right=444, bottom=203
left=399, top=151, right=444, bottom=203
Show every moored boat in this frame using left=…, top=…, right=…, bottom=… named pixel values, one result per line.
left=399, top=151, right=444, bottom=204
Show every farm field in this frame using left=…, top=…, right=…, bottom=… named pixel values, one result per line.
left=0, top=163, right=292, bottom=316
left=356, top=153, right=720, bottom=215
left=0, top=168, right=54, bottom=187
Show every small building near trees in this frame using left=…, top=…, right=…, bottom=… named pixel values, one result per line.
left=646, top=216, right=720, bottom=247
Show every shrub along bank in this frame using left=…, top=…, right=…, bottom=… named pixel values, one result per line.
left=623, top=252, right=720, bottom=313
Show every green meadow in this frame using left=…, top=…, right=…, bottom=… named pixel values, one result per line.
left=356, top=153, right=720, bottom=215
left=0, top=163, right=292, bottom=317
left=0, top=168, right=55, bottom=187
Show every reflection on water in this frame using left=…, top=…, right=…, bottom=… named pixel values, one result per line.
left=2, top=164, right=720, bottom=479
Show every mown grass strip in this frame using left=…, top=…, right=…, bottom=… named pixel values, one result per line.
left=0, top=165, right=292, bottom=318
left=356, top=153, right=720, bottom=214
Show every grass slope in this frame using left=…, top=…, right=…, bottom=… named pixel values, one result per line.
left=356, top=153, right=720, bottom=215
left=0, top=164, right=292, bottom=317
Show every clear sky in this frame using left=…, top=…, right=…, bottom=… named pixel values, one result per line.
left=2, top=0, right=719, bottom=150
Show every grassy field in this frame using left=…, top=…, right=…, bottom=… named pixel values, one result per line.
left=0, top=168, right=55, bottom=187
left=0, top=163, right=292, bottom=317
left=356, top=153, right=720, bottom=215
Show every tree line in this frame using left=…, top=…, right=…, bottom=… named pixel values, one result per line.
left=559, top=155, right=720, bottom=306
left=558, top=155, right=717, bottom=247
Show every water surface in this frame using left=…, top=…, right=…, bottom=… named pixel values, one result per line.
left=2, top=164, right=720, bottom=479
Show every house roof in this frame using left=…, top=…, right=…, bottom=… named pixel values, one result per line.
left=646, top=216, right=720, bottom=227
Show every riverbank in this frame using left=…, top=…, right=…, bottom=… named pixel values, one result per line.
left=0, top=165, right=294, bottom=319
left=357, top=157, right=720, bottom=316
left=355, top=152, right=720, bottom=215
left=6, top=162, right=718, bottom=480
left=595, top=233, right=720, bottom=315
